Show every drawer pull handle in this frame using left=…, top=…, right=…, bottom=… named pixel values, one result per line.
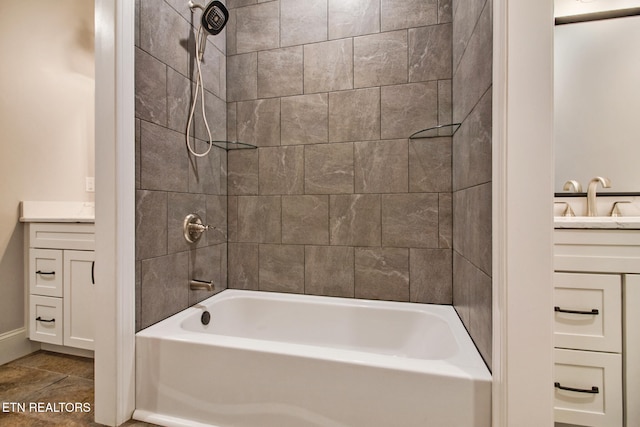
left=36, top=316, right=55, bottom=323
left=36, top=270, right=56, bottom=276
left=554, top=382, right=599, bottom=394
left=554, top=306, right=599, bottom=315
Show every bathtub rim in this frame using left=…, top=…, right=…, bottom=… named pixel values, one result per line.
left=136, top=289, right=492, bottom=382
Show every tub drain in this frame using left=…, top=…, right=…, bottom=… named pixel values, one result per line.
left=201, top=310, right=211, bottom=325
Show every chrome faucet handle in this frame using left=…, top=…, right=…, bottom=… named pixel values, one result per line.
left=183, top=213, right=211, bottom=243
left=563, top=180, right=583, bottom=193
left=610, top=201, right=631, bottom=217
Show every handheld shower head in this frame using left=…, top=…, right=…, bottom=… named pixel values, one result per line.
left=201, top=1, right=228, bottom=35
left=189, top=1, right=228, bottom=59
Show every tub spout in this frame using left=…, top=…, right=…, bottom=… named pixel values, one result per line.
left=190, top=279, right=214, bottom=291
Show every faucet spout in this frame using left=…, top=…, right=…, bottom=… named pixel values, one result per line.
left=190, top=279, right=214, bottom=291
left=586, top=176, right=611, bottom=216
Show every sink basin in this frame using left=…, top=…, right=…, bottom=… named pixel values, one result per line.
left=554, top=216, right=640, bottom=230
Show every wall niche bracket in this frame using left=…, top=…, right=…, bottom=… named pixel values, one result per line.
left=409, top=123, right=461, bottom=139
left=210, top=140, right=257, bottom=151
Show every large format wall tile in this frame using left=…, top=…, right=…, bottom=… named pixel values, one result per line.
left=304, top=39, right=354, bottom=93
left=282, top=195, right=329, bottom=245
left=259, top=244, right=305, bottom=293
left=453, top=251, right=491, bottom=368
left=227, top=53, right=258, bottom=102
left=237, top=98, right=281, bottom=147
left=381, top=193, right=439, bottom=247
left=305, top=246, right=355, bottom=297
left=409, top=24, right=452, bottom=83
left=235, top=1, right=280, bottom=54
left=439, top=193, right=453, bottom=248
left=452, top=0, right=486, bottom=72
left=452, top=2, right=492, bottom=123
left=354, top=31, right=408, bottom=88
left=329, top=88, right=380, bottom=142
left=281, top=0, right=328, bottom=47
left=330, top=194, right=381, bottom=246
left=381, top=82, right=438, bottom=140
left=228, top=149, right=259, bottom=195
left=381, top=0, right=438, bottom=31
left=140, top=252, right=189, bottom=329
left=354, top=139, right=409, bottom=193
left=328, top=0, right=380, bottom=39
left=304, top=143, right=354, bottom=194
left=228, top=243, right=259, bottom=290
left=166, top=67, right=190, bottom=133
left=258, top=146, right=304, bottom=195
left=453, top=183, right=491, bottom=276
left=410, top=248, right=452, bottom=304
left=281, top=94, right=328, bottom=145
left=135, top=48, right=167, bottom=126
left=139, top=121, right=189, bottom=192
left=355, top=247, right=410, bottom=301
left=139, top=0, right=191, bottom=76
left=258, top=46, right=304, bottom=98
left=408, top=137, right=451, bottom=192
left=453, top=88, right=492, bottom=191
left=135, top=190, right=168, bottom=260
left=237, top=196, right=282, bottom=243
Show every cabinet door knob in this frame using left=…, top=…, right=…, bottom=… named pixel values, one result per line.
left=91, top=261, right=95, bottom=285
left=36, top=316, right=55, bottom=323
left=36, top=270, right=56, bottom=275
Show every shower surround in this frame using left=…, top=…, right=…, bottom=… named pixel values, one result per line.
left=226, top=0, right=454, bottom=306
left=134, top=0, right=492, bottom=368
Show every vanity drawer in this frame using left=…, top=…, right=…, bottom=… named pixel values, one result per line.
left=29, top=295, right=63, bottom=346
left=28, top=223, right=95, bottom=251
left=554, top=348, right=622, bottom=427
left=554, top=273, right=621, bottom=353
left=29, top=249, right=63, bottom=297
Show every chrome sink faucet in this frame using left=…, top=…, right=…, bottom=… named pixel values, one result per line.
left=586, top=176, right=611, bottom=216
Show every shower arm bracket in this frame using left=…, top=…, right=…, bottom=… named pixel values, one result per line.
left=188, top=1, right=205, bottom=11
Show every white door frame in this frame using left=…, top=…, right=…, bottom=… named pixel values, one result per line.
left=492, top=0, right=555, bottom=425
left=94, top=0, right=136, bottom=425
left=93, top=0, right=556, bottom=425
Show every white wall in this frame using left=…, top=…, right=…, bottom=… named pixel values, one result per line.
left=554, top=15, right=640, bottom=192
left=0, top=0, right=94, bottom=334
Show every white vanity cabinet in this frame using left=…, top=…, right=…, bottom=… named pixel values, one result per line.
left=25, top=222, right=96, bottom=351
left=554, top=229, right=640, bottom=427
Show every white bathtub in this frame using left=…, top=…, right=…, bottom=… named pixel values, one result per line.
left=134, top=290, right=491, bottom=427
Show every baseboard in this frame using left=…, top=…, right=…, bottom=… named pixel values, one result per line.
left=41, top=343, right=94, bottom=358
left=0, top=328, right=39, bottom=365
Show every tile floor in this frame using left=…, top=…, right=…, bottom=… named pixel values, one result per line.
left=0, top=351, right=156, bottom=426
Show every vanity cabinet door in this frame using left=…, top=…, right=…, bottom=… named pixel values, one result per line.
left=625, top=274, right=640, bottom=427
left=553, top=272, right=621, bottom=353
left=29, top=295, right=63, bottom=345
left=63, top=250, right=95, bottom=350
left=554, top=348, right=622, bottom=427
left=29, top=249, right=63, bottom=297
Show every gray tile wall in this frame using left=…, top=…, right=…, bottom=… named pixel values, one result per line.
left=226, top=0, right=455, bottom=305
left=452, top=0, right=492, bottom=368
left=135, top=0, right=228, bottom=331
